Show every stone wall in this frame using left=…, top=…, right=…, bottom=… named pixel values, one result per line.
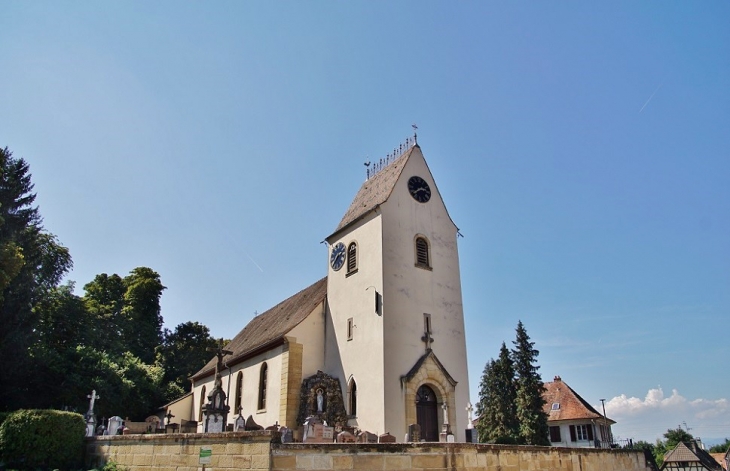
left=270, top=443, right=654, bottom=471
left=87, top=433, right=654, bottom=471
left=85, top=431, right=275, bottom=471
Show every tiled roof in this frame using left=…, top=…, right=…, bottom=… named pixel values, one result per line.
left=663, top=442, right=722, bottom=470
left=191, top=277, right=328, bottom=380
left=330, top=145, right=417, bottom=236
left=543, top=376, right=615, bottom=424
left=710, top=453, right=727, bottom=471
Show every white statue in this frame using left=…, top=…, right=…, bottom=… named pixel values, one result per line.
left=316, top=389, right=324, bottom=412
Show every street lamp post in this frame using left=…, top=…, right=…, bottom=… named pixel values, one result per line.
left=600, top=399, right=610, bottom=448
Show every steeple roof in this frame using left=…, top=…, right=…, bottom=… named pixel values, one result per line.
left=330, top=145, right=417, bottom=238
left=191, top=277, right=327, bottom=381
left=543, top=376, right=615, bottom=424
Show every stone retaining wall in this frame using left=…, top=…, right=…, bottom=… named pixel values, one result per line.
left=85, top=431, right=275, bottom=471
left=271, top=443, right=653, bottom=471
left=86, top=433, right=654, bottom=471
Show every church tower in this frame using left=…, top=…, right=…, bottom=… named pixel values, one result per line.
left=324, top=139, right=470, bottom=441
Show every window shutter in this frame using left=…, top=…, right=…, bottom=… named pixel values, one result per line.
left=587, top=424, right=594, bottom=441
left=347, top=243, right=357, bottom=273
left=416, top=237, right=429, bottom=267
left=569, top=425, right=576, bottom=442
left=550, top=426, right=561, bottom=443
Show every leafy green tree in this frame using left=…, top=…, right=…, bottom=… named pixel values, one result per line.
left=156, top=321, right=220, bottom=392
left=709, top=438, right=730, bottom=453
left=664, top=427, right=694, bottom=449
left=121, top=267, right=165, bottom=364
left=83, top=273, right=127, bottom=355
left=82, top=268, right=165, bottom=363
left=475, top=342, right=519, bottom=443
left=0, top=147, right=72, bottom=410
left=512, top=320, right=549, bottom=445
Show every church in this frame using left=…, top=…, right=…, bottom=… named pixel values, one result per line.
left=185, top=137, right=470, bottom=442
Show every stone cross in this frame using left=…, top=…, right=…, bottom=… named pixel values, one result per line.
left=87, top=390, right=100, bottom=415
left=207, top=340, right=233, bottom=388
left=466, top=402, right=474, bottom=429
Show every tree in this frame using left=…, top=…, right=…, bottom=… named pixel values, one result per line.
left=663, top=427, right=694, bottom=449
left=82, top=268, right=165, bottom=363
left=512, top=320, right=549, bottom=445
left=0, top=147, right=72, bottom=409
left=121, top=267, right=165, bottom=364
left=156, top=321, right=220, bottom=392
left=475, top=342, right=519, bottom=443
left=709, top=438, right=730, bottom=453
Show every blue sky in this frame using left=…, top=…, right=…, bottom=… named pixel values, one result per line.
left=1, top=2, right=728, bottom=443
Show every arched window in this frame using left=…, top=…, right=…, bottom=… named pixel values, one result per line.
left=198, top=386, right=206, bottom=421
left=415, top=236, right=430, bottom=268
left=234, top=371, right=243, bottom=414
left=258, top=362, right=268, bottom=410
left=347, top=242, right=358, bottom=274
left=348, top=378, right=357, bottom=417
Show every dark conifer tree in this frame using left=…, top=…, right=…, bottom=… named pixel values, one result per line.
left=0, top=147, right=72, bottom=409
left=512, top=320, right=549, bottom=445
left=476, top=342, right=519, bottom=443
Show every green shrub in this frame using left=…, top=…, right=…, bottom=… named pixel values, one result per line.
left=0, top=412, right=10, bottom=429
left=0, top=409, right=85, bottom=470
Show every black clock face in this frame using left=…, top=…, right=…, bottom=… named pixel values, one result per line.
left=330, top=242, right=346, bottom=271
left=408, top=176, right=431, bottom=203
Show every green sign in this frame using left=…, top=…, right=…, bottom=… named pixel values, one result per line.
left=199, top=447, right=212, bottom=465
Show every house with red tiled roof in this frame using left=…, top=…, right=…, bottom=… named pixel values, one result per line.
left=174, top=139, right=471, bottom=442
left=543, top=376, right=616, bottom=448
left=660, top=441, right=722, bottom=470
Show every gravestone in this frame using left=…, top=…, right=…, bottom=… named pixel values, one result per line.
left=206, top=413, right=225, bottom=433
left=202, top=342, right=232, bottom=432
left=378, top=432, right=396, bottom=443
left=280, top=427, right=294, bottom=443
left=357, top=431, right=378, bottom=443
left=244, top=415, right=263, bottom=431
left=234, top=414, right=246, bottom=432
left=303, top=416, right=334, bottom=443
left=337, top=431, right=356, bottom=443
left=107, top=416, right=124, bottom=436
left=408, top=423, right=421, bottom=442
left=84, top=390, right=100, bottom=437
left=465, top=401, right=476, bottom=442
left=145, top=415, right=161, bottom=433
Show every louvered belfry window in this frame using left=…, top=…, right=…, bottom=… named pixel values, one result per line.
left=416, top=237, right=430, bottom=268
left=347, top=242, right=357, bottom=274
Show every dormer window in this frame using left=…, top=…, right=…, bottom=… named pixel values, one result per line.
left=551, top=403, right=560, bottom=410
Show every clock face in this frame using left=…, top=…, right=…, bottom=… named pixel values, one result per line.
left=408, top=176, right=431, bottom=203
left=330, top=242, right=346, bottom=271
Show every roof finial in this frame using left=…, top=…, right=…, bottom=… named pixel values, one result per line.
left=412, top=123, right=418, bottom=145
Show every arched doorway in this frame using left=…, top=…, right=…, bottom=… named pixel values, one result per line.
left=416, top=385, right=439, bottom=441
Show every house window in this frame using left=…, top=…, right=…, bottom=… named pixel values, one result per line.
left=348, top=378, right=357, bottom=416
left=258, top=362, right=268, bottom=410
left=424, top=313, right=432, bottom=335
left=234, top=371, right=243, bottom=414
left=198, top=386, right=206, bottom=421
left=549, top=426, right=561, bottom=443
left=571, top=424, right=594, bottom=441
left=347, top=318, right=354, bottom=341
left=415, top=236, right=431, bottom=269
left=551, top=403, right=560, bottom=410
left=346, top=242, right=358, bottom=275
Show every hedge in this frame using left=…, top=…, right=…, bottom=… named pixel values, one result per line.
left=0, top=409, right=86, bottom=470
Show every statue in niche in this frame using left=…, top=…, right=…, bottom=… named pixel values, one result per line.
left=316, top=388, right=325, bottom=412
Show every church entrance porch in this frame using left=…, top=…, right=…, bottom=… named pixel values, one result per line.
left=415, top=385, right=438, bottom=441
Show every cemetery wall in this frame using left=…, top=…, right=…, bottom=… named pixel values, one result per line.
left=85, top=431, right=275, bottom=471
left=271, top=443, right=654, bottom=471
left=86, top=433, right=654, bottom=471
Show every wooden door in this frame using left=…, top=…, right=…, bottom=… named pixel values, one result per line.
left=416, top=385, right=439, bottom=441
